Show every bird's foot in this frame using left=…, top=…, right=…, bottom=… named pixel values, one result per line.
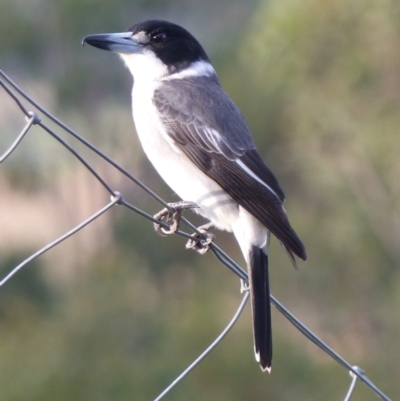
left=240, top=279, right=250, bottom=293
left=185, top=222, right=215, bottom=254
left=153, top=201, right=199, bottom=236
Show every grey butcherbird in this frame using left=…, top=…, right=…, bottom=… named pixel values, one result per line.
left=83, top=20, right=307, bottom=372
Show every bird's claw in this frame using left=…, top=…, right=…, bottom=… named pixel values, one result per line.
left=153, top=201, right=199, bottom=236
left=185, top=222, right=215, bottom=254
left=153, top=208, right=181, bottom=236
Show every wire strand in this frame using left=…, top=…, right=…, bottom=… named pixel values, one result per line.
left=0, top=70, right=393, bottom=401
left=154, top=292, right=250, bottom=401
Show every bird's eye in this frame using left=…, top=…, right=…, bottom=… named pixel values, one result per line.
left=151, top=32, right=166, bottom=44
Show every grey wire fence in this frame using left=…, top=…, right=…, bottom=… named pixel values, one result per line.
left=0, top=70, right=393, bottom=401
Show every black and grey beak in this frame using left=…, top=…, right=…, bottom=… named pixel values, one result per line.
left=82, top=32, right=141, bottom=54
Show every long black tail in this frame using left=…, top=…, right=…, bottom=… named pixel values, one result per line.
left=248, top=245, right=272, bottom=372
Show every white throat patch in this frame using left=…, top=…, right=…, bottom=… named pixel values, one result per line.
left=119, top=52, right=216, bottom=86
left=119, top=49, right=168, bottom=83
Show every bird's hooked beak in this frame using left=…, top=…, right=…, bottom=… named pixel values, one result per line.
left=82, top=32, right=142, bottom=54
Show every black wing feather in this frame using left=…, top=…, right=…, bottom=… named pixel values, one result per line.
left=154, top=78, right=306, bottom=261
left=184, top=143, right=306, bottom=260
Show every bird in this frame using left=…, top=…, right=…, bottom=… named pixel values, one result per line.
left=83, top=20, right=307, bottom=372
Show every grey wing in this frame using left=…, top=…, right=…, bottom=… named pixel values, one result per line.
left=154, top=77, right=285, bottom=200
left=154, top=77, right=253, bottom=160
left=154, top=78, right=306, bottom=261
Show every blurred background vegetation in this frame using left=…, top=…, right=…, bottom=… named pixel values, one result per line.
left=1, top=0, right=399, bottom=399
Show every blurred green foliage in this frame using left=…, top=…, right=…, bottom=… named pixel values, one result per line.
left=0, top=0, right=399, bottom=399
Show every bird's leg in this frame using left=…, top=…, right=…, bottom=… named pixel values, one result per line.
left=153, top=201, right=199, bottom=236
left=185, top=222, right=215, bottom=254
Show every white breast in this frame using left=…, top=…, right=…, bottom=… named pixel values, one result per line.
left=130, top=81, right=239, bottom=231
